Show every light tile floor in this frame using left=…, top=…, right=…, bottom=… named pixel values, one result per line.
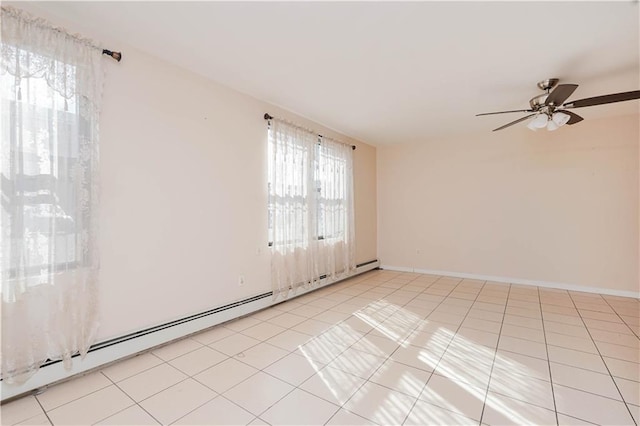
left=2, top=270, right=639, bottom=425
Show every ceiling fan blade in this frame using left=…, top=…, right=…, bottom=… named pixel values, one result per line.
left=493, top=113, right=537, bottom=131
left=545, top=84, right=578, bottom=106
left=476, top=109, right=533, bottom=116
left=563, top=90, right=640, bottom=108
left=561, top=110, right=584, bottom=125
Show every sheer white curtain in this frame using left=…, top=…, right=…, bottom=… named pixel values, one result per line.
left=316, top=136, right=355, bottom=281
left=268, top=119, right=355, bottom=298
left=1, top=6, right=105, bottom=384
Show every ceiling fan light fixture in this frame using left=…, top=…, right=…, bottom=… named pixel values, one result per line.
left=478, top=79, right=640, bottom=132
left=552, top=111, right=571, bottom=126
left=531, top=114, right=549, bottom=129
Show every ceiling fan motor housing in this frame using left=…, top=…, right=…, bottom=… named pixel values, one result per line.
left=529, top=94, right=550, bottom=110
left=536, top=78, right=559, bottom=91
left=530, top=79, right=563, bottom=111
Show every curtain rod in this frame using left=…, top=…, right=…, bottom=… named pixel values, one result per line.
left=102, top=49, right=122, bottom=62
left=263, top=113, right=356, bottom=150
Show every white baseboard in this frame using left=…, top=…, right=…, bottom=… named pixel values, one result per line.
left=1, top=260, right=379, bottom=402
left=380, top=264, right=639, bottom=299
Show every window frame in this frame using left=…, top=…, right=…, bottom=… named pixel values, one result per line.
left=267, top=132, right=348, bottom=247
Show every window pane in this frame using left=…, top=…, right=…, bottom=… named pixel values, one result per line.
left=1, top=64, right=84, bottom=282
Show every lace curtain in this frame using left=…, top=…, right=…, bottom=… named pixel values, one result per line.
left=1, top=6, right=105, bottom=384
left=268, top=119, right=355, bottom=298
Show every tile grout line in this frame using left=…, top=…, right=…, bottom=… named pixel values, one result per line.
left=34, top=375, right=113, bottom=418
left=35, top=315, right=268, bottom=423
left=388, top=276, right=472, bottom=424
left=126, top=298, right=337, bottom=426
left=33, top=393, right=55, bottom=426
left=510, top=296, right=638, bottom=400
left=322, top=273, right=457, bottom=425
left=599, top=296, right=640, bottom=340
left=477, top=281, right=512, bottom=426
left=28, top=341, right=187, bottom=415
left=171, top=393, right=255, bottom=425
left=397, top=277, right=490, bottom=425
left=317, top=272, right=439, bottom=424
left=230, top=273, right=393, bottom=359
left=182, top=279, right=369, bottom=407
left=485, top=336, right=560, bottom=406
left=288, top=273, right=427, bottom=420
left=94, top=370, right=166, bottom=425
left=538, top=286, right=561, bottom=426
left=212, top=271, right=416, bottom=424
left=497, top=303, right=639, bottom=363
left=333, top=274, right=442, bottom=422
left=34, top=357, right=179, bottom=423
left=229, top=279, right=387, bottom=370
left=317, top=277, right=423, bottom=424
left=542, top=295, right=640, bottom=357
left=103, top=348, right=270, bottom=424
left=539, top=295, right=639, bottom=374
left=565, top=291, right=638, bottom=426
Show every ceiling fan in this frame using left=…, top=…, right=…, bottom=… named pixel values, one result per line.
left=477, top=79, right=640, bottom=131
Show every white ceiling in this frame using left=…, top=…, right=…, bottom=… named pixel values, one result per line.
left=25, top=1, right=640, bottom=145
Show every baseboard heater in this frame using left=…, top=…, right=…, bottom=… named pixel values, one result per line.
left=40, top=292, right=274, bottom=370
left=1, top=260, right=379, bottom=402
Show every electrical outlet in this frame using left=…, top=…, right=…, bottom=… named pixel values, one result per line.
left=238, top=275, right=245, bottom=286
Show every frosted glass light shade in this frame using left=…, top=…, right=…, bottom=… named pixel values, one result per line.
left=529, top=114, right=549, bottom=130
left=526, top=120, right=539, bottom=131
left=552, top=111, right=570, bottom=126
left=547, top=120, right=559, bottom=131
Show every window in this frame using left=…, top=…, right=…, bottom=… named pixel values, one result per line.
left=267, top=118, right=355, bottom=296
left=1, top=5, right=107, bottom=384
left=267, top=131, right=312, bottom=246
left=315, top=142, right=348, bottom=241
left=268, top=140, right=348, bottom=245
left=1, top=58, right=91, bottom=281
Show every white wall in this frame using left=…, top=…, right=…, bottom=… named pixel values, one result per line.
left=378, top=114, right=639, bottom=295
left=98, top=49, right=271, bottom=340
left=97, top=50, right=377, bottom=340
left=11, top=3, right=378, bottom=342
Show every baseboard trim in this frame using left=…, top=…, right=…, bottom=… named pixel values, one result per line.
left=1, top=260, right=380, bottom=403
left=380, top=264, right=639, bottom=299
